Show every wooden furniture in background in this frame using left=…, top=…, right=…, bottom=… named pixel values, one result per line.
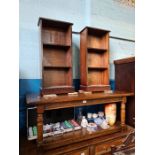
left=26, top=91, right=134, bottom=155
left=38, top=18, right=74, bottom=95
left=80, top=27, right=110, bottom=92
left=114, top=57, right=135, bottom=127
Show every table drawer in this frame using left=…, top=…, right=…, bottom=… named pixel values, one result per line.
left=66, top=147, right=89, bottom=155
left=95, top=138, right=123, bottom=155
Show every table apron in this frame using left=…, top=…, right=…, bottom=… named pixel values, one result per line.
left=44, top=97, right=124, bottom=110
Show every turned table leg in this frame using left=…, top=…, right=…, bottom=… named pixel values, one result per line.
left=37, top=106, right=44, bottom=144
left=121, top=97, right=127, bottom=128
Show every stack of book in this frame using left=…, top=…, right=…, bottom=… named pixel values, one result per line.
left=28, top=119, right=81, bottom=140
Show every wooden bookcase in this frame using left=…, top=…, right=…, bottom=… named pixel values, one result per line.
left=38, top=18, right=74, bottom=95
left=80, top=27, right=110, bottom=92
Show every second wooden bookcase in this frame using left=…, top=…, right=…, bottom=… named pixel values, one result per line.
left=80, top=27, right=110, bottom=92
left=38, top=18, right=74, bottom=95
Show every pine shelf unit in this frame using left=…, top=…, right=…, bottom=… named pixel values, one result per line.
left=80, top=26, right=110, bottom=92
left=38, top=18, right=74, bottom=95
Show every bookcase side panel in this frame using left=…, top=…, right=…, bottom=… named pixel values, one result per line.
left=80, top=29, right=88, bottom=86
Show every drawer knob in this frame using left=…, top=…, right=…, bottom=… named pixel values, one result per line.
left=82, top=100, right=87, bottom=104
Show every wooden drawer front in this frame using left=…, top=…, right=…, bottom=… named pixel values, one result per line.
left=66, top=147, right=89, bottom=155
left=44, top=147, right=89, bottom=155
left=95, top=138, right=123, bottom=155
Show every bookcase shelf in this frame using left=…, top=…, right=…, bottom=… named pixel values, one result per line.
left=44, top=66, right=71, bottom=69
left=43, top=43, right=70, bottom=48
left=38, top=17, right=74, bottom=95
left=80, top=26, right=110, bottom=92
left=88, top=66, right=107, bottom=70
left=87, top=47, right=107, bottom=52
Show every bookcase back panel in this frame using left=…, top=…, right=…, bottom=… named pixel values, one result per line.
left=87, top=35, right=104, bottom=49
left=43, top=69, right=69, bottom=87
left=42, top=28, right=71, bottom=45
left=88, top=52, right=104, bottom=67
left=88, top=70, right=104, bottom=85
left=43, top=47, right=69, bottom=67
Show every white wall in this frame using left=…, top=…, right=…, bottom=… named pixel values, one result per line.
left=19, top=0, right=135, bottom=80
left=110, top=38, right=135, bottom=79
left=91, top=0, right=135, bottom=40
left=90, top=0, right=135, bottom=79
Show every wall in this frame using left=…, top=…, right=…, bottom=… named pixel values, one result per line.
left=19, top=0, right=135, bottom=131
left=90, top=0, right=135, bottom=79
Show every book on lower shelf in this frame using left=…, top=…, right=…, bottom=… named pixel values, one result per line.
left=27, top=120, right=122, bottom=141
left=28, top=119, right=81, bottom=140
